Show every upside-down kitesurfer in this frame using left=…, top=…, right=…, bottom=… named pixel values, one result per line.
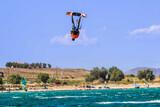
left=66, top=12, right=86, bottom=41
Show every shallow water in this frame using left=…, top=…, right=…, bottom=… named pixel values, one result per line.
left=0, top=88, right=160, bottom=107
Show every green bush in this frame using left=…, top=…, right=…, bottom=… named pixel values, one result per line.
left=63, top=81, right=68, bottom=85
left=0, top=78, right=3, bottom=85
left=137, top=69, right=155, bottom=81
left=38, top=73, right=50, bottom=83
left=86, top=66, right=125, bottom=83
left=8, top=74, right=22, bottom=84
left=48, top=78, right=56, bottom=83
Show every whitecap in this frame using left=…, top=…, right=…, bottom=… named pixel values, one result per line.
left=35, top=96, right=49, bottom=99
left=54, top=96, right=88, bottom=99
left=12, top=96, right=21, bottom=99
left=35, top=95, right=88, bottom=99
left=96, top=100, right=160, bottom=104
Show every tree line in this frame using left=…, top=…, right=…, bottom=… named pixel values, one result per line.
left=137, top=69, right=155, bottom=81
left=86, top=66, right=155, bottom=83
left=5, top=62, right=52, bottom=69
left=86, top=66, right=125, bottom=83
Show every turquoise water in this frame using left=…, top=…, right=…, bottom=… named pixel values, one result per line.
left=0, top=88, right=160, bottom=107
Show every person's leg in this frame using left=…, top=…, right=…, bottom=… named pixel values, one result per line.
left=72, top=16, right=75, bottom=31
left=77, top=16, right=82, bottom=30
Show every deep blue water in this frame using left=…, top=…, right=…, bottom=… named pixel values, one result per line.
left=0, top=88, right=160, bottom=107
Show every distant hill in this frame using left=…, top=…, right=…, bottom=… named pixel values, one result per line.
left=125, top=67, right=160, bottom=76
left=0, top=68, right=89, bottom=82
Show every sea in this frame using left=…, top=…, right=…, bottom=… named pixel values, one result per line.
left=0, top=88, right=160, bottom=107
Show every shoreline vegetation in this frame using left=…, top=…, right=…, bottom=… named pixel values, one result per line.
left=0, top=62, right=160, bottom=92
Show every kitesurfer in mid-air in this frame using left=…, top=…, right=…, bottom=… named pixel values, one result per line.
left=66, top=12, right=86, bottom=41
left=71, top=15, right=81, bottom=41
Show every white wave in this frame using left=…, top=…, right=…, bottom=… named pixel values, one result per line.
left=54, top=96, right=88, bottom=99
left=96, top=100, right=160, bottom=104
left=35, top=95, right=88, bottom=99
left=94, top=93, right=102, bottom=95
left=12, top=96, right=21, bottom=99
left=35, top=96, right=49, bottom=99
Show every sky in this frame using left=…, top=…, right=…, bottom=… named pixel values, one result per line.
left=1, top=0, right=160, bottom=71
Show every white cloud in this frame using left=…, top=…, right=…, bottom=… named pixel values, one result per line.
left=50, top=30, right=97, bottom=46
left=130, top=25, right=160, bottom=35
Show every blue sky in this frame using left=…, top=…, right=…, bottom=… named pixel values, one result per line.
left=1, top=0, right=160, bottom=71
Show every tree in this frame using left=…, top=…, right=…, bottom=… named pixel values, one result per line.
left=99, top=67, right=109, bottom=82
left=0, top=78, right=3, bottom=85
left=86, top=66, right=125, bottom=83
left=8, top=74, right=22, bottom=84
left=38, top=73, right=49, bottom=83
left=109, top=67, right=124, bottom=82
left=35, top=63, right=40, bottom=68
left=39, top=63, right=43, bottom=68
left=137, top=70, right=145, bottom=80
left=48, top=64, right=52, bottom=68
left=0, top=78, right=3, bottom=90
left=137, top=69, right=155, bottom=81
left=5, top=62, right=52, bottom=69
left=6, top=62, right=12, bottom=68
left=109, top=66, right=119, bottom=73
left=38, top=73, right=49, bottom=89
left=85, top=67, right=101, bottom=82
left=90, top=67, right=101, bottom=80
left=31, top=63, right=36, bottom=68
left=145, top=69, right=155, bottom=81
left=24, top=63, right=29, bottom=69
left=85, top=67, right=110, bottom=83
left=42, top=63, right=47, bottom=68
left=12, top=62, right=18, bottom=68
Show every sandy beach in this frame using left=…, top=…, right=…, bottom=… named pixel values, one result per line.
left=25, top=83, right=160, bottom=92
left=1, top=83, right=160, bottom=93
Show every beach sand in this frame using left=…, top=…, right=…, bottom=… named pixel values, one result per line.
left=1, top=83, right=160, bottom=93
left=26, top=83, right=160, bottom=92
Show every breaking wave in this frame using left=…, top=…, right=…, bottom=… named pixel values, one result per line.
left=35, top=95, right=88, bottom=99
left=12, top=96, right=21, bottom=99
left=96, top=100, right=160, bottom=104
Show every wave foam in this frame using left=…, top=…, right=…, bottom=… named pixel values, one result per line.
left=54, top=96, right=88, bottom=99
left=96, top=100, right=160, bottom=104
left=12, top=96, right=21, bottom=99
left=35, top=96, right=88, bottom=99
left=35, top=96, right=49, bottom=99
